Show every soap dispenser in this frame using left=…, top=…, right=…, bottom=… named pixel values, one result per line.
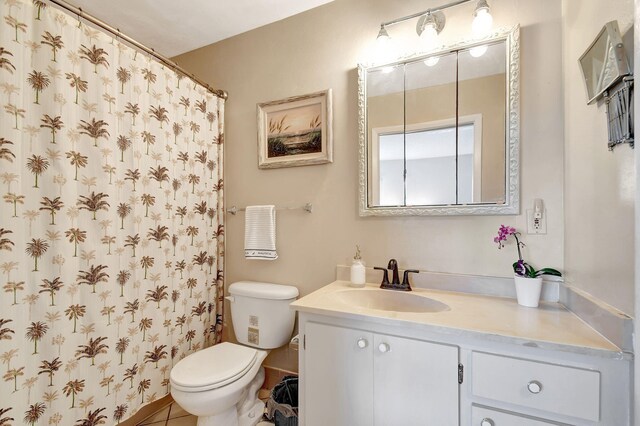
left=350, top=245, right=366, bottom=288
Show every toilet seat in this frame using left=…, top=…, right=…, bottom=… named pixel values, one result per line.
left=170, top=342, right=258, bottom=392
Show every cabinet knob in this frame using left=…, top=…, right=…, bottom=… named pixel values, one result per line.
left=356, top=338, right=368, bottom=349
left=527, top=380, right=542, bottom=394
left=480, top=418, right=494, bottom=426
left=378, top=342, right=390, bottom=353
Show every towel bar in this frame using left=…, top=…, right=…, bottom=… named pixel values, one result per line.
left=227, top=203, right=313, bottom=215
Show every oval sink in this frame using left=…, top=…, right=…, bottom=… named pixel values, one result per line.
left=333, top=289, right=450, bottom=313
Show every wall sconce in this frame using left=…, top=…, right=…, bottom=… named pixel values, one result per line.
left=417, top=11, right=446, bottom=50
left=375, top=25, right=397, bottom=63
left=472, top=0, right=493, bottom=35
left=376, top=25, right=391, bottom=47
left=376, top=0, right=493, bottom=57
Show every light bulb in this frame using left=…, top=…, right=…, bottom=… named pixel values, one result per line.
left=424, top=56, right=440, bottom=67
left=472, top=8, right=493, bottom=35
left=470, top=45, right=488, bottom=57
left=376, top=26, right=391, bottom=49
left=375, top=26, right=394, bottom=63
left=420, top=24, right=439, bottom=50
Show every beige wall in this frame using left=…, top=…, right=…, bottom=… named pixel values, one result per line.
left=174, top=0, right=565, bottom=370
left=368, top=74, right=506, bottom=202
left=562, top=0, right=635, bottom=315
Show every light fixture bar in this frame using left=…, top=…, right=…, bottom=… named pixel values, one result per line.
left=380, top=0, right=472, bottom=28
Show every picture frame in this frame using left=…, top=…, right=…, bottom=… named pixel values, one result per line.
left=579, top=21, right=631, bottom=105
left=257, top=89, right=333, bottom=168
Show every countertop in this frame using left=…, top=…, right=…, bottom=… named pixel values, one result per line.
left=291, top=281, right=628, bottom=359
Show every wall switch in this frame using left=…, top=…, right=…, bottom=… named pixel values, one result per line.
left=527, top=209, right=547, bottom=234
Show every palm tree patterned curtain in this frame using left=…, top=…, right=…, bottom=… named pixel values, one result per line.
left=0, top=1, right=225, bottom=424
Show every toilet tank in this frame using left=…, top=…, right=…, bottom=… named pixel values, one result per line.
left=228, top=281, right=298, bottom=349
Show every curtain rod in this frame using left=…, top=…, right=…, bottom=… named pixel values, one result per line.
left=46, top=0, right=228, bottom=100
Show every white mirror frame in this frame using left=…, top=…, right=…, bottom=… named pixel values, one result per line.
left=358, top=26, right=520, bottom=216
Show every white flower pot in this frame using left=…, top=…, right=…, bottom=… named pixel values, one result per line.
left=514, top=275, right=543, bottom=307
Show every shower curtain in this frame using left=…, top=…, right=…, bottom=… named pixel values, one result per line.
left=0, top=0, right=225, bottom=424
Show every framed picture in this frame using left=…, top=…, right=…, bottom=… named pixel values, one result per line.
left=257, top=89, right=333, bottom=168
left=579, top=21, right=631, bottom=104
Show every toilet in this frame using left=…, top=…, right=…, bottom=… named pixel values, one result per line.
left=170, top=281, right=299, bottom=426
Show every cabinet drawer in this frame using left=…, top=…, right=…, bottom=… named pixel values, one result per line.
left=472, top=405, right=562, bottom=425
left=471, top=352, right=600, bottom=422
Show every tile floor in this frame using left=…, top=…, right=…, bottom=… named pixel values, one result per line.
left=137, top=371, right=294, bottom=425
left=137, top=402, right=195, bottom=426
left=137, top=401, right=274, bottom=425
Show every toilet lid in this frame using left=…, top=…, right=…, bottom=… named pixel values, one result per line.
left=170, top=342, right=258, bottom=390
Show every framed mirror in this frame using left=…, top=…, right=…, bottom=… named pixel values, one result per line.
left=358, top=26, right=520, bottom=216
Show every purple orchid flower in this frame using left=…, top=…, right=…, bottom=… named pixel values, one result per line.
left=494, top=225, right=562, bottom=278
left=514, top=259, right=527, bottom=276
left=494, top=225, right=523, bottom=259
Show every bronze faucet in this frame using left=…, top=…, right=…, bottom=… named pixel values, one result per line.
left=374, top=259, right=418, bottom=291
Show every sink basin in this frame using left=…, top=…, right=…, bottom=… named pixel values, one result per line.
left=333, top=289, right=450, bottom=313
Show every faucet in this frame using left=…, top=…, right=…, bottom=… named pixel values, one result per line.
left=388, top=259, right=400, bottom=286
left=374, top=259, right=419, bottom=291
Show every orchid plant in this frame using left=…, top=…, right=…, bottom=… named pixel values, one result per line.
left=494, top=225, right=562, bottom=279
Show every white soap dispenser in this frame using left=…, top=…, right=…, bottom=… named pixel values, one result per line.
left=350, top=245, right=366, bottom=288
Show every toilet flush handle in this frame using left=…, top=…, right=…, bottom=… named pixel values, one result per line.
left=225, top=296, right=235, bottom=303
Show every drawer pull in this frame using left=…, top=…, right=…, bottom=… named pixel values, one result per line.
left=356, top=338, right=368, bottom=349
left=378, top=342, right=390, bottom=353
left=527, top=380, right=542, bottom=394
left=480, top=418, right=494, bottom=426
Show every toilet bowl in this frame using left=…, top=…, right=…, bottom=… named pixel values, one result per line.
left=170, top=281, right=298, bottom=426
left=171, top=343, right=268, bottom=426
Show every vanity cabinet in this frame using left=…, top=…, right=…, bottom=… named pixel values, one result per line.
left=298, top=312, right=631, bottom=426
left=303, top=321, right=459, bottom=426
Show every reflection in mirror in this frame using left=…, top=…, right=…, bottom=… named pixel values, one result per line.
left=376, top=126, right=474, bottom=206
left=367, top=64, right=404, bottom=206
left=458, top=41, right=506, bottom=204
left=359, top=27, right=519, bottom=216
left=404, top=53, right=457, bottom=206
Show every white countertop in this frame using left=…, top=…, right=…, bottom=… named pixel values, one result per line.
left=291, top=281, right=626, bottom=358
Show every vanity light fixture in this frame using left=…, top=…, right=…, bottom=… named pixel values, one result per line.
left=376, top=25, right=391, bottom=46
left=375, top=0, right=494, bottom=58
left=417, top=11, right=445, bottom=50
left=375, top=25, right=394, bottom=63
left=472, top=0, right=493, bottom=35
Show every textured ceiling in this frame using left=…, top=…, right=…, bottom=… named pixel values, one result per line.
left=69, top=0, right=335, bottom=57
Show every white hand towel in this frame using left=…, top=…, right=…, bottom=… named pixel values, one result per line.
left=244, top=205, right=278, bottom=260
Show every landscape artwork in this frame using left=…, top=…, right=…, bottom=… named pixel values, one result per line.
left=267, top=104, right=322, bottom=157
left=258, top=90, right=333, bottom=168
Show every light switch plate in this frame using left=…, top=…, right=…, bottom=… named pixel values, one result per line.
left=526, top=209, right=547, bottom=234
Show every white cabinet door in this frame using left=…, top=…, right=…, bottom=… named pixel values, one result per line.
left=373, top=333, right=459, bottom=425
left=304, top=322, right=374, bottom=426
